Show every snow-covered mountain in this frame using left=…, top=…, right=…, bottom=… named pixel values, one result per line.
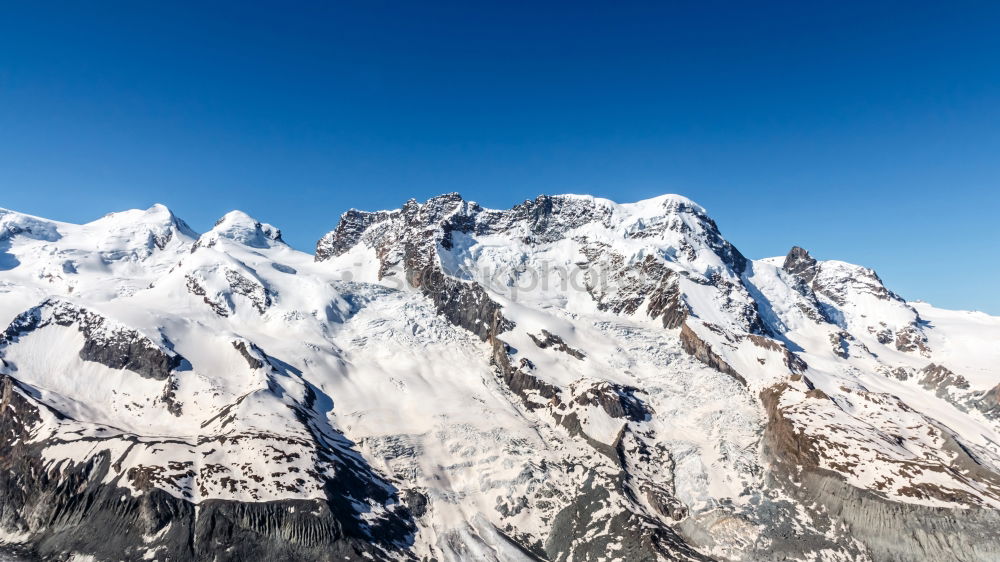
left=0, top=194, right=998, bottom=561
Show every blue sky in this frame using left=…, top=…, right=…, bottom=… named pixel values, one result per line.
left=1, top=1, right=998, bottom=313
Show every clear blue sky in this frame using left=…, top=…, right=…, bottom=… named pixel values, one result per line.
left=1, top=1, right=998, bottom=313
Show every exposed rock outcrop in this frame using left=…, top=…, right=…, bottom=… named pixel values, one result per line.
left=529, top=329, right=586, bottom=360
left=919, top=363, right=970, bottom=394
left=976, top=384, right=1000, bottom=420
left=895, top=325, right=931, bottom=355
left=782, top=246, right=818, bottom=284
left=1, top=300, right=182, bottom=381
left=233, top=340, right=267, bottom=370
left=570, top=381, right=649, bottom=421
left=679, top=322, right=747, bottom=386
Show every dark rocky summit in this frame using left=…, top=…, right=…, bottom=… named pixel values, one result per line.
left=782, top=245, right=818, bottom=283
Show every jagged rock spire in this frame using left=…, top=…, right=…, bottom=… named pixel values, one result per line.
left=782, top=245, right=818, bottom=283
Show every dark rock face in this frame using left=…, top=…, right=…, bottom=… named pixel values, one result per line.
left=1, top=300, right=182, bottom=381
left=505, top=195, right=614, bottom=244
left=543, top=476, right=711, bottom=562
left=315, top=209, right=396, bottom=261
left=746, top=333, right=808, bottom=373
left=645, top=487, right=689, bottom=522
left=646, top=272, right=687, bottom=329
left=895, top=325, right=930, bottom=354
left=782, top=246, right=818, bottom=284
left=759, top=383, right=822, bottom=468
left=570, top=381, right=649, bottom=422
left=78, top=333, right=180, bottom=382
left=529, top=329, right=585, bottom=360
left=401, top=489, right=428, bottom=519
left=410, top=266, right=513, bottom=342
left=829, top=330, right=853, bottom=358
left=679, top=323, right=747, bottom=386
left=160, top=376, right=183, bottom=416
left=489, top=339, right=560, bottom=406
left=233, top=340, right=267, bottom=370
left=919, top=363, right=970, bottom=393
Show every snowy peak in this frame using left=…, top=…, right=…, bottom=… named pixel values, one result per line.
left=0, top=203, right=195, bottom=256
left=82, top=203, right=197, bottom=253
left=1, top=203, right=195, bottom=248
left=0, top=204, right=199, bottom=304
left=196, top=210, right=284, bottom=250
left=777, top=245, right=924, bottom=352
left=90, top=203, right=192, bottom=232
left=317, top=192, right=748, bottom=280
left=781, top=245, right=901, bottom=306
left=0, top=208, right=63, bottom=243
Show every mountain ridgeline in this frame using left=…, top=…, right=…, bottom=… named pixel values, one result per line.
left=0, top=194, right=998, bottom=561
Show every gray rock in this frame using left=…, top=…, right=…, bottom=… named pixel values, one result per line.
left=1, top=300, right=182, bottom=381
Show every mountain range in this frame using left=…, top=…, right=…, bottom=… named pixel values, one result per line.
left=0, top=193, right=998, bottom=561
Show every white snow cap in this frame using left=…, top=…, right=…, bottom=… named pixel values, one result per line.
left=549, top=193, right=706, bottom=215
left=0, top=207, right=63, bottom=242
left=201, top=210, right=284, bottom=249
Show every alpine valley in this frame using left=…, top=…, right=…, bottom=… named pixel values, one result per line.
left=0, top=193, right=998, bottom=562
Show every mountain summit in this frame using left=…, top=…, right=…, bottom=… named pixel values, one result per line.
left=0, top=194, right=998, bottom=561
